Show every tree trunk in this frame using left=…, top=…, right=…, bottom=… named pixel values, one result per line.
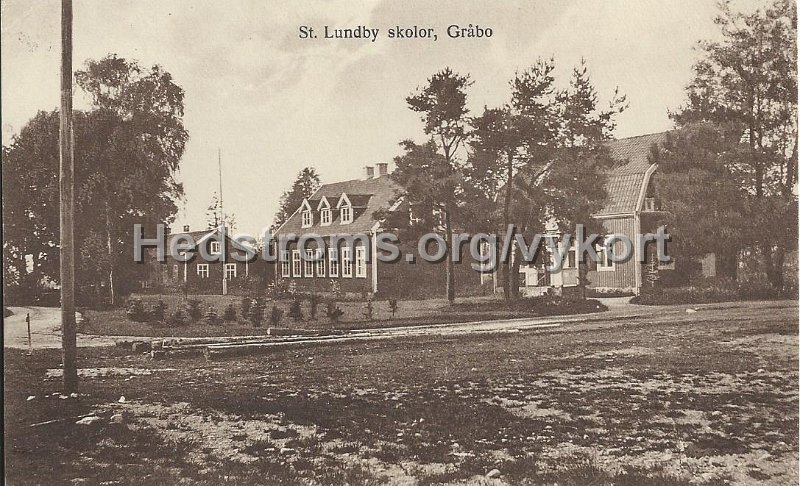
left=510, top=245, right=521, bottom=299
left=445, top=206, right=455, bottom=304
left=105, top=207, right=115, bottom=307
left=502, top=154, right=514, bottom=300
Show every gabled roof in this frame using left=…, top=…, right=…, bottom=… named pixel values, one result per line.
left=317, top=196, right=331, bottom=210
left=597, top=131, right=669, bottom=216
left=276, top=175, right=402, bottom=236
left=167, top=227, right=252, bottom=253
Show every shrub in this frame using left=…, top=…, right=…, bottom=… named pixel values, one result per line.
left=329, top=279, right=341, bottom=298
left=167, top=308, right=188, bottom=327
left=630, top=278, right=793, bottom=305
left=362, top=299, right=374, bottom=321
left=326, top=302, right=344, bottom=323
left=270, top=305, right=283, bottom=327
left=388, top=299, right=399, bottom=318
left=288, top=298, right=304, bottom=322
left=149, top=300, right=168, bottom=322
left=267, top=278, right=289, bottom=299
left=205, top=306, right=220, bottom=325
left=309, top=293, right=321, bottom=320
left=126, top=298, right=148, bottom=322
left=240, top=297, right=252, bottom=320
left=186, top=299, right=203, bottom=321
left=223, top=303, right=237, bottom=322
left=249, top=299, right=266, bottom=327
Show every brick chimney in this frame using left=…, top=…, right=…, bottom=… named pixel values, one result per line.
left=365, top=166, right=375, bottom=179
left=377, top=162, right=388, bottom=176
left=183, top=224, right=190, bottom=232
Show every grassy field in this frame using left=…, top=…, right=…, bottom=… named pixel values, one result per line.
left=5, top=302, right=797, bottom=484
left=80, top=294, right=606, bottom=337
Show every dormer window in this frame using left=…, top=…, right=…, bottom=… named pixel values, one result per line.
left=301, top=210, right=313, bottom=228
left=336, top=193, right=353, bottom=225
left=210, top=241, right=221, bottom=255
left=300, top=199, right=313, bottom=228
left=317, top=197, right=332, bottom=226
left=340, top=205, right=352, bottom=224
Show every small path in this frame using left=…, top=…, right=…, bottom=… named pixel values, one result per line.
left=4, top=306, right=135, bottom=349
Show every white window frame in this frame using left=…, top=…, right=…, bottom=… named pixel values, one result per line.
left=210, top=241, right=221, bottom=255
left=328, top=247, right=339, bottom=277
left=320, top=208, right=331, bottom=226
left=305, top=249, right=314, bottom=277
left=563, top=240, right=578, bottom=269
left=341, top=247, right=353, bottom=277
left=281, top=250, right=290, bottom=277
left=340, top=205, right=352, bottom=224
left=225, top=263, right=237, bottom=279
left=355, top=245, right=367, bottom=278
left=644, top=197, right=656, bottom=211
left=292, top=250, right=301, bottom=277
left=596, top=239, right=615, bottom=272
left=197, top=263, right=209, bottom=278
left=315, top=248, right=325, bottom=276
left=301, top=210, right=313, bottom=228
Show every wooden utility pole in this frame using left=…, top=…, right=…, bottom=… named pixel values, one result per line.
left=219, top=148, right=226, bottom=295
left=60, top=0, right=78, bottom=392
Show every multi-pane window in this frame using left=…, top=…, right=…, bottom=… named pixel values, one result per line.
left=320, top=209, right=331, bottom=225
left=210, top=241, right=221, bottom=255
left=225, top=263, right=237, bottom=279
left=301, top=210, right=313, bottom=228
left=328, top=248, right=339, bottom=277
left=305, top=249, right=314, bottom=277
left=340, top=205, right=352, bottom=224
left=197, top=264, right=209, bottom=278
left=315, top=249, right=325, bottom=276
left=172, top=264, right=179, bottom=278
left=281, top=250, right=290, bottom=277
left=292, top=250, right=301, bottom=277
left=341, top=247, right=352, bottom=277
left=355, top=245, right=366, bottom=278
left=596, top=240, right=614, bottom=271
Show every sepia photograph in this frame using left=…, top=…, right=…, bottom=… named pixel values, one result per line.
left=2, top=0, right=798, bottom=484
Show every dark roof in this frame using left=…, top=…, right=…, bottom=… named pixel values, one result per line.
left=598, top=131, right=669, bottom=216
left=276, top=174, right=402, bottom=236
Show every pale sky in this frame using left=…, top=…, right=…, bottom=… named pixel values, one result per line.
left=1, top=0, right=762, bottom=236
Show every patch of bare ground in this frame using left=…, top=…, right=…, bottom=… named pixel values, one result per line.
left=4, top=303, right=797, bottom=484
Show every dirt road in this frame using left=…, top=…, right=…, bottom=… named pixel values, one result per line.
left=4, top=306, right=123, bottom=349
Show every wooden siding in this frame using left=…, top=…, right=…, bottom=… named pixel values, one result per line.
left=587, top=216, right=638, bottom=291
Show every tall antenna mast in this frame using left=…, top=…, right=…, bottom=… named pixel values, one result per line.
left=218, top=148, right=224, bottom=229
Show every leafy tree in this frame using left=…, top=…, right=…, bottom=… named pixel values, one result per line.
left=2, top=54, right=188, bottom=305
left=468, top=58, right=560, bottom=299
left=671, top=0, right=797, bottom=287
left=404, top=68, right=472, bottom=303
left=545, top=60, right=626, bottom=298
left=650, top=124, right=749, bottom=281
left=273, top=167, right=321, bottom=229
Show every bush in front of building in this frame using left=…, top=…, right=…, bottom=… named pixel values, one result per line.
left=325, top=302, right=344, bottom=324
left=630, top=278, right=795, bottom=305
left=270, top=305, right=283, bottom=327
left=223, top=303, right=237, bottom=322
left=186, top=299, right=203, bottom=321
left=149, top=300, right=168, bottom=323
left=205, top=306, right=220, bottom=325
left=167, top=308, right=188, bottom=326
left=126, top=298, right=148, bottom=322
left=288, top=298, right=304, bottom=322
